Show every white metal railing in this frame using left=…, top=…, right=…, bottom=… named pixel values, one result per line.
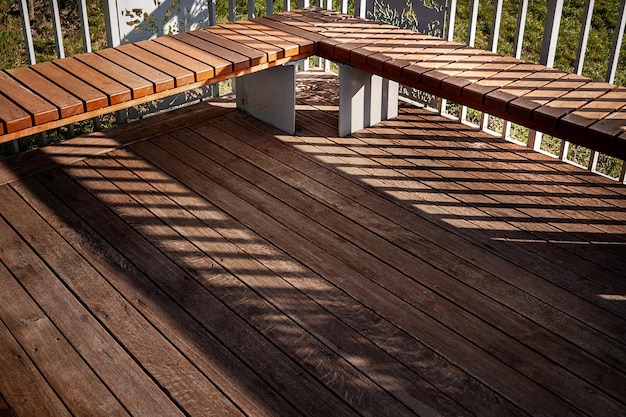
left=7, top=0, right=626, bottom=181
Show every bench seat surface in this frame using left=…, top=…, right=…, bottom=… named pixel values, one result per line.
left=1, top=8, right=625, bottom=160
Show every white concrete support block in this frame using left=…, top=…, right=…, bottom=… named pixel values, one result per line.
left=338, top=64, right=398, bottom=137
left=236, top=65, right=296, bottom=134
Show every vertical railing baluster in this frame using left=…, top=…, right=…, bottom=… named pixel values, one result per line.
left=574, top=0, right=595, bottom=74
left=513, top=0, right=528, bottom=59
left=607, top=0, right=626, bottom=84
left=19, top=0, right=36, bottom=64
left=539, top=0, right=564, bottom=68
left=503, top=0, right=528, bottom=142
left=481, top=0, right=503, bottom=132
left=248, top=0, right=256, bottom=19
left=14, top=0, right=37, bottom=154
left=529, top=0, right=564, bottom=151
left=50, top=0, right=65, bottom=58
left=341, top=0, right=347, bottom=14
left=439, top=0, right=457, bottom=116
left=78, top=0, right=92, bottom=53
left=267, top=0, right=274, bottom=14
left=355, top=0, right=366, bottom=18
left=460, top=0, right=479, bottom=125
left=467, top=0, right=479, bottom=47
left=488, top=0, right=503, bottom=53
left=209, top=0, right=217, bottom=25
left=102, top=0, right=121, bottom=47
left=229, top=0, right=237, bottom=22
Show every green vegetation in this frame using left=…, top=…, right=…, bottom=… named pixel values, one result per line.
left=0, top=0, right=624, bottom=175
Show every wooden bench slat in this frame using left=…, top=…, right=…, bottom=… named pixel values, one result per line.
left=7, top=66, right=84, bottom=118
left=237, top=20, right=316, bottom=55
left=220, top=22, right=301, bottom=58
left=0, top=93, right=31, bottom=134
left=507, top=73, right=591, bottom=120
left=96, top=48, right=175, bottom=93
left=152, top=36, right=230, bottom=77
left=207, top=25, right=283, bottom=62
left=483, top=67, right=567, bottom=110
left=30, top=61, right=109, bottom=112
left=531, top=81, right=616, bottom=128
left=0, top=71, right=58, bottom=126
left=116, top=44, right=195, bottom=87
left=190, top=29, right=265, bottom=67
left=54, top=57, right=132, bottom=105
left=420, top=50, right=500, bottom=90
left=172, top=32, right=248, bottom=72
left=133, top=40, right=215, bottom=82
left=560, top=88, right=626, bottom=136
left=256, top=15, right=326, bottom=44
left=403, top=44, right=487, bottom=87
left=74, top=53, right=154, bottom=99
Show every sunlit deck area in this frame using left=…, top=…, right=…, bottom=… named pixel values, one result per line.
left=0, top=71, right=625, bottom=416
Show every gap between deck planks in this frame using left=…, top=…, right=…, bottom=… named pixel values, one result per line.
left=0, top=72, right=624, bottom=417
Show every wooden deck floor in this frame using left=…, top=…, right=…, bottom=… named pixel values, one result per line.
left=0, top=71, right=625, bottom=417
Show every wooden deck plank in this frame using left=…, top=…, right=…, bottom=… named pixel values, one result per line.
left=25, top=170, right=301, bottom=417
left=0, top=185, right=194, bottom=417
left=0, top=266, right=71, bottom=417
left=124, top=140, right=368, bottom=417
left=219, top=106, right=626, bottom=364
left=0, top=244, right=129, bottom=417
left=14, top=170, right=248, bottom=417
left=0, top=71, right=58, bottom=125
left=150, top=124, right=598, bottom=416
left=7, top=67, right=84, bottom=118
left=84, top=150, right=440, bottom=417
left=1, top=71, right=625, bottom=417
left=107, top=148, right=518, bottom=417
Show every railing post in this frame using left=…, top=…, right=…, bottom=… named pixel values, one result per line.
left=540, top=0, right=564, bottom=68
left=50, top=0, right=65, bottom=58
left=102, top=0, right=121, bottom=47
left=530, top=0, right=564, bottom=151
left=574, top=0, right=595, bottom=75
left=78, top=0, right=92, bottom=52
left=18, top=0, right=36, bottom=65
left=607, top=0, right=626, bottom=84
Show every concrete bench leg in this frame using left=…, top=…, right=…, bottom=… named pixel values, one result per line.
left=236, top=65, right=296, bottom=134
left=338, top=64, right=399, bottom=137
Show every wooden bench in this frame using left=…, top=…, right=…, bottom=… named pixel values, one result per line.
left=2, top=8, right=626, bottom=161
